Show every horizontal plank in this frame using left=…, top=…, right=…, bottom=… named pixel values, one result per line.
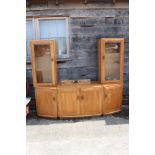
left=27, top=9, right=129, bottom=17
left=71, top=26, right=128, bottom=35
left=71, top=34, right=129, bottom=43
left=70, top=17, right=129, bottom=26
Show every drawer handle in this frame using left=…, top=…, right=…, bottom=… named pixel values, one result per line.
left=104, top=89, right=108, bottom=97
left=104, top=93, right=108, bottom=97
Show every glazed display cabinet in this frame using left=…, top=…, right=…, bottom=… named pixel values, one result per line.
left=30, top=38, right=124, bottom=118
left=98, top=38, right=124, bottom=84
left=30, top=40, right=57, bottom=87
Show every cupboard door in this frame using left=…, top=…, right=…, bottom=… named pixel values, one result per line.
left=103, top=84, right=122, bottom=114
left=35, top=88, right=57, bottom=117
left=98, top=38, right=124, bottom=83
left=57, top=87, right=79, bottom=117
left=79, top=86, right=102, bottom=116
left=30, top=40, right=57, bottom=87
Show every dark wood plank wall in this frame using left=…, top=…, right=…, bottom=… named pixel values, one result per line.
left=26, top=0, right=129, bottom=110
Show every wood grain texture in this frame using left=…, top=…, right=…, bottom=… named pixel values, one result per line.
left=103, top=84, right=122, bottom=114
left=79, top=85, right=103, bottom=116
left=34, top=83, right=122, bottom=118
left=57, top=84, right=103, bottom=117
left=35, top=87, right=58, bottom=117
left=57, top=86, right=79, bottom=117
left=51, top=40, right=57, bottom=86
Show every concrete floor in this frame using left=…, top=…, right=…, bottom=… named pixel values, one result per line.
left=26, top=115, right=128, bottom=155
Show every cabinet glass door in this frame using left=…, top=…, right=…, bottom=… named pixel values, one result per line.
left=98, top=38, right=124, bottom=84
left=105, top=43, right=120, bottom=81
left=34, top=44, right=52, bottom=83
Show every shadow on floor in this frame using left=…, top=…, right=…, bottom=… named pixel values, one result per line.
left=26, top=106, right=129, bottom=126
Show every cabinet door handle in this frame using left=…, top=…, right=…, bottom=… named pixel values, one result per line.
left=105, top=94, right=107, bottom=98
left=104, top=90, right=108, bottom=97
left=53, top=97, right=56, bottom=101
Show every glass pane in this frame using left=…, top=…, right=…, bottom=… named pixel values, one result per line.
left=39, top=19, right=66, bottom=38
left=53, top=37, right=67, bottom=56
left=34, top=45, right=52, bottom=83
left=26, top=20, right=34, bottom=58
left=56, top=20, right=66, bottom=37
left=39, top=19, right=67, bottom=57
left=105, top=43, right=120, bottom=80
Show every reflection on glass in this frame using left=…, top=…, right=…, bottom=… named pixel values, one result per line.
left=34, top=45, right=52, bottom=83
left=52, top=37, right=67, bottom=57
left=105, top=43, right=120, bottom=80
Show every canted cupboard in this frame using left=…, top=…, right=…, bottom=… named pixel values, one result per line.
left=30, top=38, right=124, bottom=118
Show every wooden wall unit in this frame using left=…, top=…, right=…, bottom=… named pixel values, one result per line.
left=30, top=39, right=124, bottom=118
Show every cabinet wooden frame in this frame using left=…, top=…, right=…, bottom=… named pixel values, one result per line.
left=30, top=40, right=57, bottom=87
left=98, top=38, right=124, bottom=84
